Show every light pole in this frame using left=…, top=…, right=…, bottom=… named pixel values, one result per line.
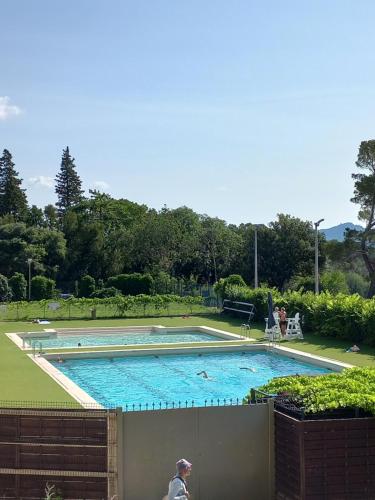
left=254, top=226, right=259, bottom=288
left=27, top=258, right=32, bottom=300
left=254, top=224, right=264, bottom=288
left=314, top=219, right=324, bottom=294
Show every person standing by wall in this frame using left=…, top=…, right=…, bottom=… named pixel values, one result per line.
left=166, top=459, right=192, bottom=500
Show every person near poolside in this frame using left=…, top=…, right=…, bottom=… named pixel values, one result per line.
left=346, top=344, right=360, bottom=352
left=167, top=459, right=192, bottom=500
left=273, top=306, right=280, bottom=326
left=279, top=307, right=287, bottom=337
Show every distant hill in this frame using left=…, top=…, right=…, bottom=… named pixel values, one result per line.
left=320, top=222, right=364, bottom=241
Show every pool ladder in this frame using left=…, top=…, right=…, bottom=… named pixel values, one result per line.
left=32, top=341, right=43, bottom=357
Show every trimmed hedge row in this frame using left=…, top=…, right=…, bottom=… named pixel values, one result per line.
left=225, top=285, right=375, bottom=345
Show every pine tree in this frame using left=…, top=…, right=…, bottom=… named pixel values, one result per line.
left=55, top=147, right=84, bottom=214
left=0, top=149, right=28, bottom=219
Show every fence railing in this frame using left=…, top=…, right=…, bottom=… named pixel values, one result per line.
left=0, top=397, right=269, bottom=412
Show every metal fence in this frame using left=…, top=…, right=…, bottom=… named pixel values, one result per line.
left=0, top=397, right=264, bottom=412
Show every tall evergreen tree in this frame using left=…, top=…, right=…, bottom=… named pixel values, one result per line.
left=55, top=147, right=84, bottom=214
left=0, top=149, right=28, bottom=219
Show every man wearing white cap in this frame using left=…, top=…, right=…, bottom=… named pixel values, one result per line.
left=167, top=458, right=192, bottom=499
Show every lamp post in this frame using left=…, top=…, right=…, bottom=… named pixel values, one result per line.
left=27, top=258, right=32, bottom=301
left=314, top=219, right=324, bottom=294
left=254, top=226, right=259, bottom=288
left=254, top=224, right=265, bottom=288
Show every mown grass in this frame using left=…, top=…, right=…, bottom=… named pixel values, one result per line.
left=1, top=314, right=375, bottom=404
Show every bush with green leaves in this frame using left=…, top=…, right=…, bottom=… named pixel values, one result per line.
left=31, top=276, right=56, bottom=300
left=90, top=286, right=120, bottom=298
left=286, top=274, right=315, bottom=292
left=321, top=270, right=349, bottom=295
left=8, top=272, right=27, bottom=301
left=214, top=274, right=246, bottom=298
left=78, top=274, right=96, bottom=298
left=0, top=293, right=206, bottom=320
left=152, top=271, right=179, bottom=294
left=107, top=273, right=154, bottom=295
left=245, top=367, right=375, bottom=415
left=222, top=284, right=375, bottom=345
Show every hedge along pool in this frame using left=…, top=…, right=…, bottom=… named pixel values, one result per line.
left=50, top=350, right=330, bottom=408
left=13, top=326, right=244, bottom=350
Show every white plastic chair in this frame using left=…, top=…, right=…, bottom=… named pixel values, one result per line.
left=285, top=312, right=303, bottom=340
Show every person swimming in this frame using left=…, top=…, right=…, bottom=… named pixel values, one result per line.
left=197, top=370, right=214, bottom=380
left=239, top=367, right=257, bottom=372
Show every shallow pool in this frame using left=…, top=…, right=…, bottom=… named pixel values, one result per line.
left=52, top=351, right=329, bottom=408
left=25, top=330, right=223, bottom=348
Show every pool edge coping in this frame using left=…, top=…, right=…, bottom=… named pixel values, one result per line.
left=7, top=325, right=247, bottom=351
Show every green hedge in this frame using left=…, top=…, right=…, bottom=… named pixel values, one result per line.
left=245, top=367, right=375, bottom=415
left=224, top=285, right=375, bottom=345
left=0, top=294, right=207, bottom=321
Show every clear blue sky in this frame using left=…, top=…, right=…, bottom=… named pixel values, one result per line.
left=1, top=0, right=375, bottom=228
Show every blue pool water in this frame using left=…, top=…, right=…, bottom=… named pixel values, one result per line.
left=52, top=351, right=329, bottom=408
left=26, top=330, right=222, bottom=348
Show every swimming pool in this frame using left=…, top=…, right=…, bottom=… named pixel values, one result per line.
left=20, top=326, right=238, bottom=349
left=51, top=350, right=329, bottom=408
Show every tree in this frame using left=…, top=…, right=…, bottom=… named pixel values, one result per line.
left=44, top=204, right=58, bottom=229
left=8, top=272, right=27, bottom=301
left=55, top=147, right=84, bottom=215
left=78, top=275, right=96, bottom=297
left=31, top=276, right=55, bottom=300
left=0, top=149, right=27, bottom=220
left=26, top=205, right=45, bottom=227
left=351, top=140, right=375, bottom=296
left=0, top=274, right=11, bottom=301
left=267, top=215, right=320, bottom=288
left=0, top=223, right=66, bottom=278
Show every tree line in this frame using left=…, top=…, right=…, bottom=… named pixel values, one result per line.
left=0, top=143, right=373, bottom=298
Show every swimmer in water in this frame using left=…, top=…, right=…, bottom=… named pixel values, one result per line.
left=239, top=367, right=257, bottom=373
left=197, top=371, right=214, bottom=380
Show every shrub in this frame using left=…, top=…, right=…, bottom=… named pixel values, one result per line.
left=220, top=284, right=375, bottom=344
left=245, top=367, right=375, bottom=415
left=9, top=272, right=27, bottom=301
left=214, top=274, right=247, bottom=298
left=90, top=287, right=120, bottom=298
left=107, top=273, right=154, bottom=295
left=78, top=275, right=96, bottom=298
left=152, top=272, right=179, bottom=294
left=321, top=270, right=349, bottom=294
left=31, top=276, right=55, bottom=300
left=0, top=274, right=11, bottom=301
left=286, top=274, right=315, bottom=292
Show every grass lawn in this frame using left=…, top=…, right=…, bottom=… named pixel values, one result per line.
left=1, top=313, right=375, bottom=404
